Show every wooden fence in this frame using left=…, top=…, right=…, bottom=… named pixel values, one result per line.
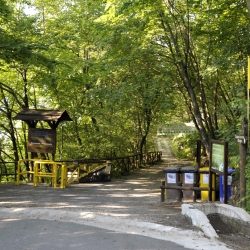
left=0, top=151, right=162, bottom=182
left=108, top=151, right=162, bottom=175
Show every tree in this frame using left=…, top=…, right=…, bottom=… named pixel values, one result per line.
left=1, top=0, right=249, bottom=165
left=144, top=0, right=249, bottom=156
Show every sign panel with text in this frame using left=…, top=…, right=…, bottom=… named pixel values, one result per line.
left=211, top=142, right=225, bottom=172
left=28, top=128, right=56, bottom=153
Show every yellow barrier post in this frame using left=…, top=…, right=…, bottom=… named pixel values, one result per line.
left=53, top=162, right=57, bottom=188
left=34, top=162, right=38, bottom=187
left=60, top=165, right=65, bottom=188
left=17, top=160, right=21, bottom=185
left=51, top=162, right=54, bottom=187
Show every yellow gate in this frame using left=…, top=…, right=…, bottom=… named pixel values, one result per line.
left=17, top=159, right=111, bottom=188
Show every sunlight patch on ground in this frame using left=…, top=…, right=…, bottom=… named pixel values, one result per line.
left=0, top=201, right=31, bottom=205
left=12, top=208, right=27, bottom=212
left=107, top=193, right=159, bottom=198
left=73, top=183, right=104, bottom=188
left=133, top=188, right=153, bottom=191
left=61, top=194, right=78, bottom=197
left=124, top=181, right=142, bottom=184
left=97, top=205, right=128, bottom=209
left=97, top=188, right=130, bottom=191
left=80, top=212, right=95, bottom=218
left=79, top=211, right=131, bottom=219
left=73, top=197, right=90, bottom=200
left=0, top=218, right=21, bottom=222
left=124, top=181, right=155, bottom=185
left=98, top=213, right=131, bottom=217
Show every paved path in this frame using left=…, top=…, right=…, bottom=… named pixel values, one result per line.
left=0, top=138, right=233, bottom=250
left=0, top=217, right=193, bottom=250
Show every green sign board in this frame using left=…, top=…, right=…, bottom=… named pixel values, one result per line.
left=209, top=140, right=228, bottom=204
left=211, top=143, right=225, bottom=172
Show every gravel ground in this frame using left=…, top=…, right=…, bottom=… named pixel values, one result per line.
left=0, top=139, right=250, bottom=249
left=0, top=161, right=249, bottom=250
left=0, top=165, right=195, bottom=230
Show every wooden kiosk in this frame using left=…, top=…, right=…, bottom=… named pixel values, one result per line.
left=14, top=109, right=72, bottom=158
left=14, top=109, right=72, bottom=187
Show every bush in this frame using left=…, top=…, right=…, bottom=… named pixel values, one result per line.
left=168, top=133, right=200, bottom=161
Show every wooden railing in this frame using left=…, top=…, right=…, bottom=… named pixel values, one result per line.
left=108, top=151, right=162, bottom=175
left=0, top=151, right=162, bottom=182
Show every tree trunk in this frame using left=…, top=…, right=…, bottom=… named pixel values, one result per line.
left=159, top=10, right=211, bottom=155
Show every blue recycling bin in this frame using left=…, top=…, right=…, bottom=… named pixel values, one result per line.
left=219, top=168, right=235, bottom=202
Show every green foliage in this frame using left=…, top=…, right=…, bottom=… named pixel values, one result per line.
left=168, top=133, right=200, bottom=161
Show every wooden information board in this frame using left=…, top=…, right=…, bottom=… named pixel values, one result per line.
left=28, top=128, right=56, bottom=153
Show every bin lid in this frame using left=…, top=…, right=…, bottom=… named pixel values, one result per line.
left=180, top=166, right=198, bottom=173
left=198, top=166, right=209, bottom=172
left=163, top=166, right=180, bottom=173
left=219, top=168, right=235, bottom=175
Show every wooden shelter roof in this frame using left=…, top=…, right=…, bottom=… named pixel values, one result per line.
left=13, top=109, right=72, bottom=129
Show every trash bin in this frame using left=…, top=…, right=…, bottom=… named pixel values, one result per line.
left=94, top=161, right=112, bottom=181
left=199, top=167, right=215, bottom=201
left=180, top=167, right=197, bottom=201
left=219, top=168, right=234, bottom=202
left=163, top=167, right=181, bottom=200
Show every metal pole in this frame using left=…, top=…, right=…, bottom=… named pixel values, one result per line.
left=248, top=58, right=250, bottom=147
left=240, top=142, right=247, bottom=208
left=223, top=142, right=228, bottom=204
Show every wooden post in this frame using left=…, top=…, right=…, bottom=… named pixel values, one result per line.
left=196, top=140, right=201, bottom=169
left=193, top=183, right=196, bottom=203
left=160, top=180, right=165, bottom=202
left=208, top=141, right=212, bottom=202
left=177, top=182, right=182, bottom=202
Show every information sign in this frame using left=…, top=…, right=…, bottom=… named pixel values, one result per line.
left=234, top=134, right=247, bottom=144
left=209, top=140, right=228, bottom=204
left=211, top=143, right=225, bottom=172
left=28, top=128, right=56, bottom=153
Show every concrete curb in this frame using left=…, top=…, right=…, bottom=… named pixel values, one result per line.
left=182, top=204, right=218, bottom=238
left=182, top=203, right=250, bottom=239
left=193, top=203, right=250, bottom=222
